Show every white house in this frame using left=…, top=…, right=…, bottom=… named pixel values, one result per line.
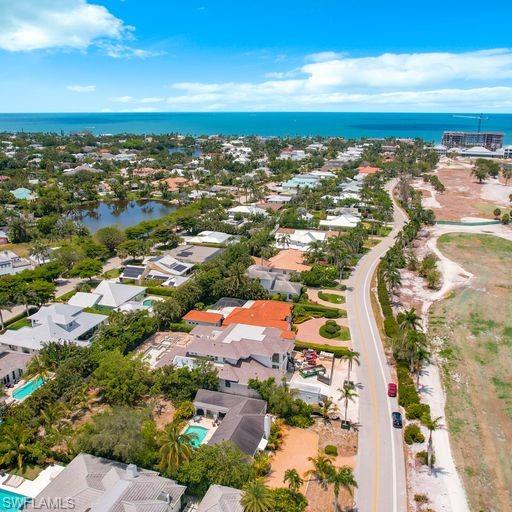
left=187, top=231, right=236, bottom=246
left=275, top=228, right=329, bottom=251
left=319, top=213, right=360, bottom=230
left=0, top=250, right=32, bottom=276
left=68, top=280, right=147, bottom=310
left=227, top=205, right=268, bottom=219
left=0, top=304, right=107, bottom=354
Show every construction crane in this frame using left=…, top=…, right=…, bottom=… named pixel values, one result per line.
left=453, top=113, right=489, bottom=132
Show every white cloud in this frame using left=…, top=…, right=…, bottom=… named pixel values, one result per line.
left=0, top=0, right=126, bottom=52
left=66, top=84, right=96, bottom=93
left=0, top=0, right=160, bottom=58
left=139, top=97, right=164, bottom=104
left=164, top=49, right=512, bottom=111
left=110, top=95, right=134, bottom=103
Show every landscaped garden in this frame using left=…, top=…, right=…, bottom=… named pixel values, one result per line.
left=317, top=291, right=345, bottom=304
left=319, top=320, right=350, bottom=341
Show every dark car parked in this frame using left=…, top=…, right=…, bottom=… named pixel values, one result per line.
left=392, top=411, right=403, bottom=428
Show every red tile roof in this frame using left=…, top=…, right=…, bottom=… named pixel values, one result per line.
left=223, top=300, right=294, bottom=338
left=357, top=165, right=381, bottom=175
left=183, top=310, right=223, bottom=324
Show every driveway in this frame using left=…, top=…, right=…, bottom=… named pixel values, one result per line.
left=295, top=317, right=351, bottom=347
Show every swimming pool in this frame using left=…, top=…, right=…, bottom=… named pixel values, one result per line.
left=184, top=425, right=209, bottom=447
left=12, top=377, right=44, bottom=401
left=0, top=489, right=28, bottom=511
left=142, top=299, right=153, bottom=308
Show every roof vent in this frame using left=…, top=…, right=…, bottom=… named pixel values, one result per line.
left=126, top=463, right=138, bottom=478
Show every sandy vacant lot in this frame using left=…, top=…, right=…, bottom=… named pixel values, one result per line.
left=417, top=158, right=512, bottom=221
left=430, top=233, right=512, bottom=512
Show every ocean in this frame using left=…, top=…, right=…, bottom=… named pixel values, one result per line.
left=0, top=112, right=511, bottom=142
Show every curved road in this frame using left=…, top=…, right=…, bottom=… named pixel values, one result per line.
left=346, top=182, right=408, bottom=512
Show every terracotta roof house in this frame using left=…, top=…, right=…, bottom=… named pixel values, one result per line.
left=357, top=165, right=381, bottom=175
left=159, top=177, right=190, bottom=192
left=222, top=300, right=293, bottom=337
left=268, top=249, right=311, bottom=273
left=183, top=310, right=223, bottom=327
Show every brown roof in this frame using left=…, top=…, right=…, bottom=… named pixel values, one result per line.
left=268, top=249, right=311, bottom=272
left=183, top=310, right=223, bottom=324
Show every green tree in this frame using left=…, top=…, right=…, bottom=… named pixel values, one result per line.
left=493, top=207, right=502, bottom=219
left=30, top=239, right=51, bottom=265
left=153, top=299, right=183, bottom=329
left=158, top=421, right=196, bottom=477
left=69, top=258, right=103, bottom=281
left=95, top=226, right=126, bottom=253
left=241, top=479, right=275, bottom=512
left=25, top=354, right=51, bottom=382
left=471, top=162, right=488, bottom=183
left=284, top=468, right=303, bottom=494
left=0, top=423, right=34, bottom=473
left=117, top=239, right=148, bottom=260
left=343, top=350, right=360, bottom=383
left=328, top=465, right=358, bottom=512
left=271, top=488, right=307, bottom=512
left=339, top=386, right=358, bottom=423
left=93, top=350, right=152, bottom=405
left=397, top=308, right=422, bottom=332
left=304, top=453, right=333, bottom=489
left=27, top=279, right=56, bottom=306
left=0, top=291, right=13, bottom=329
left=422, top=415, right=443, bottom=476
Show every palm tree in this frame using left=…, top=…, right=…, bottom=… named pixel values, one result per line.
left=305, top=453, right=334, bottom=490
left=30, top=239, right=51, bottom=265
left=397, top=308, right=422, bottom=332
left=40, top=402, right=67, bottom=433
left=320, top=397, right=338, bottom=423
left=422, top=415, right=443, bottom=475
left=0, top=423, right=33, bottom=473
left=158, top=421, right=196, bottom=476
left=25, top=354, right=51, bottom=382
left=277, top=233, right=291, bottom=249
left=0, top=291, right=13, bottom=330
left=328, top=465, right=358, bottom=512
left=339, top=387, right=358, bottom=423
left=283, top=468, right=303, bottom=494
left=343, top=350, right=360, bottom=383
left=241, top=479, right=274, bottom=512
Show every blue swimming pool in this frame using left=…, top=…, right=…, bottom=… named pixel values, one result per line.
left=0, top=489, right=28, bottom=511
left=184, top=425, right=209, bottom=447
left=142, top=299, right=154, bottom=308
left=12, top=377, right=44, bottom=401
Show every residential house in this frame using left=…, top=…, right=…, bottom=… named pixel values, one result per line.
left=0, top=304, right=107, bottom=354
left=25, top=453, right=186, bottom=512
left=143, top=254, right=194, bottom=287
left=319, top=213, right=360, bottom=230
left=193, top=389, right=271, bottom=456
left=357, top=164, right=381, bottom=175
left=0, top=350, right=32, bottom=388
left=68, top=280, right=147, bottom=310
left=227, top=204, right=268, bottom=220
left=0, top=250, right=32, bottom=276
left=274, top=228, right=332, bottom=251
left=183, top=310, right=223, bottom=327
left=266, top=248, right=311, bottom=274
left=159, top=176, right=190, bottom=192
left=187, top=230, right=236, bottom=246
left=198, top=484, right=243, bottom=512
left=168, top=244, right=223, bottom=264
left=247, top=265, right=302, bottom=300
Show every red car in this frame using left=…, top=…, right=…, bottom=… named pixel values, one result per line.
left=387, top=382, right=397, bottom=397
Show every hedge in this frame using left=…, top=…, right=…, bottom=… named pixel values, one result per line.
left=324, top=445, right=338, bottom=456
left=297, top=302, right=343, bottom=318
left=169, top=322, right=193, bottom=333
left=294, top=340, right=351, bottom=358
left=404, top=424, right=425, bottom=445
left=146, top=286, right=174, bottom=297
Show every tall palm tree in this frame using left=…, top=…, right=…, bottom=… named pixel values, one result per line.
left=305, top=453, right=334, bottom=490
left=328, top=465, right=358, bottom=512
left=0, top=423, right=33, bottom=473
left=398, top=308, right=422, bottom=332
left=283, top=468, right=303, bottom=494
left=158, top=421, right=196, bottom=476
left=277, top=233, right=291, bottom=249
left=29, top=239, right=51, bottom=266
left=241, top=479, right=274, bottom=512
left=25, top=354, right=51, bottom=382
left=320, top=397, right=338, bottom=424
left=343, top=350, right=360, bottom=383
left=339, top=387, right=358, bottom=423
left=422, top=415, right=443, bottom=475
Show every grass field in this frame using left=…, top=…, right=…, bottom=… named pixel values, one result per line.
left=318, top=291, right=345, bottom=304
left=429, top=233, right=512, bottom=512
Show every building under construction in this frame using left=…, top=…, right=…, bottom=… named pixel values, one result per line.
left=442, top=131, right=504, bottom=150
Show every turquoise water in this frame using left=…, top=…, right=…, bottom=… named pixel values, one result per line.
left=0, top=113, right=511, bottom=142
left=70, top=200, right=176, bottom=233
left=142, top=299, right=154, bottom=308
left=184, top=425, right=209, bottom=447
left=0, top=489, right=28, bottom=511
left=12, top=377, right=44, bottom=401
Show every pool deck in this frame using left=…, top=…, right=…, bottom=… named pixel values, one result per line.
left=185, top=417, right=218, bottom=445
left=3, top=377, right=47, bottom=405
left=0, top=465, right=65, bottom=499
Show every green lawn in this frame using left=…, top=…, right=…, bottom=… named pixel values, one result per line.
left=318, top=291, right=345, bottom=304
left=319, top=322, right=351, bottom=341
left=8, top=317, right=31, bottom=330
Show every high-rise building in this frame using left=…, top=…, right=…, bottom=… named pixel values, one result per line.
left=442, top=131, right=504, bottom=150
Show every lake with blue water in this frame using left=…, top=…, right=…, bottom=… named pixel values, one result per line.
left=1, top=112, right=511, bottom=142
left=71, top=200, right=175, bottom=233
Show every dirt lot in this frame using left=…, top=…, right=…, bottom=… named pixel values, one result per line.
left=429, top=233, right=512, bottom=511
left=416, top=158, right=512, bottom=221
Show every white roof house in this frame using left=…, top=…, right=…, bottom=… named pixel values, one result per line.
left=0, top=304, right=107, bottom=354
left=68, top=281, right=147, bottom=310
left=227, top=205, right=268, bottom=218
left=319, top=213, right=360, bottom=230
left=274, top=229, right=328, bottom=250
left=188, top=231, right=235, bottom=245
left=0, top=250, right=32, bottom=276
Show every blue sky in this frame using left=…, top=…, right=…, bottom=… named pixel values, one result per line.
left=1, top=0, right=512, bottom=112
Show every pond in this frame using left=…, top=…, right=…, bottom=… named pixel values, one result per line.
left=70, top=200, right=176, bottom=233
left=168, top=146, right=202, bottom=157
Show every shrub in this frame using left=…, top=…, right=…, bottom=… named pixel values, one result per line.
left=406, top=403, right=431, bottom=421
left=146, top=286, right=174, bottom=296
left=294, top=340, right=351, bottom=358
left=174, top=400, right=195, bottom=422
left=416, top=450, right=435, bottom=466
left=404, top=424, right=425, bottom=445
left=414, top=493, right=429, bottom=504
left=324, top=444, right=338, bottom=456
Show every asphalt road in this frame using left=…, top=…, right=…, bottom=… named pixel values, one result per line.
left=346, top=182, right=408, bottom=512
